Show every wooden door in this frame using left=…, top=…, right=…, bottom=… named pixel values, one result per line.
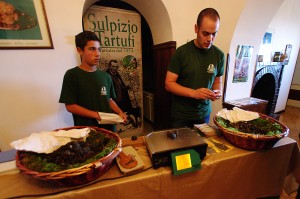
left=152, top=41, right=176, bottom=130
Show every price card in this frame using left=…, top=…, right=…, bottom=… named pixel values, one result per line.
left=175, top=154, right=192, bottom=170
left=171, top=149, right=201, bottom=175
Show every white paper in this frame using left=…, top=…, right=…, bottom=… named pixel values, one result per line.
left=0, top=161, right=17, bottom=175
left=98, top=112, right=124, bottom=124
left=217, top=107, right=259, bottom=123
left=10, top=131, right=70, bottom=154
left=54, top=128, right=90, bottom=138
left=10, top=128, right=91, bottom=154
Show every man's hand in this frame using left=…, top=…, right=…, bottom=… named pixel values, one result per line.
left=211, top=89, right=222, bottom=101
left=192, top=88, right=215, bottom=100
left=119, top=111, right=128, bottom=123
left=191, top=88, right=222, bottom=101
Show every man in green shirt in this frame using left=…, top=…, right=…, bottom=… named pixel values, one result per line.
left=165, top=8, right=225, bottom=128
left=59, top=31, right=127, bottom=132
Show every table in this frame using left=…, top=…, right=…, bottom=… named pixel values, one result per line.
left=223, top=97, right=268, bottom=114
left=1, top=136, right=299, bottom=199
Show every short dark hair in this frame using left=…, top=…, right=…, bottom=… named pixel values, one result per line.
left=197, top=8, right=220, bottom=27
left=75, top=31, right=100, bottom=50
left=109, top=59, right=118, bottom=67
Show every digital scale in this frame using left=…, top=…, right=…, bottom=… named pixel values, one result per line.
left=145, top=128, right=207, bottom=170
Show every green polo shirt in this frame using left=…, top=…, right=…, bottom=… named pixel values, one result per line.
left=168, top=40, right=225, bottom=120
left=59, top=67, right=116, bottom=126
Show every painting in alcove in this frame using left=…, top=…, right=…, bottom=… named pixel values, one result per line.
left=233, top=45, right=254, bottom=83
left=258, top=32, right=273, bottom=63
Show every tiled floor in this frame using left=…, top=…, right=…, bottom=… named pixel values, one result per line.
left=143, top=105, right=300, bottom=198
left=279, top=105, right=300, bottom=199
left=279, top=105, right=300, bottom=143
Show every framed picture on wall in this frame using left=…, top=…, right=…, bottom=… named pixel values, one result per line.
left=233, top=45, right=254, bottom=83
left=0, top=0, right=53, bottom=49
left=283, top=44, right=292, bottom=64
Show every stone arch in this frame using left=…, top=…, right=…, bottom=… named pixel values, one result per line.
left=253, top=66, right=279, bottom=90
left=251, top=65, right=282, bottom=117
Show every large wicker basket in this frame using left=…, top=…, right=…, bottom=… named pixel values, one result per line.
left=15, top=126, right=122, bottom=186
left=213, top=113, right=289, bottom=150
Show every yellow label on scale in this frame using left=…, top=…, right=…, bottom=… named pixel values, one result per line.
left=175, top=154, right=192, bottom=170
left=171, top=149, right=201, bottom=175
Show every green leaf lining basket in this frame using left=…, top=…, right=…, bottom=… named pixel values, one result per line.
left=213, top=113, right=289, bottom=150
left=15, top=126, right=122, bottom=186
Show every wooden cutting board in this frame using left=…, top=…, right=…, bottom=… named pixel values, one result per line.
left=116, top=146, right=145, bottom=175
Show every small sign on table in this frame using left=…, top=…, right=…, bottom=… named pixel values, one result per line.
left=171, top=149, right=201, bottom=175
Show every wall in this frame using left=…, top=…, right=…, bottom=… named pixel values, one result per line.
left=283, top=0, right=300, bottom=108
left=287, top=51, right=300, bottom=107
left=224, top=0, right=284, bottom=102
left=268, top=0, right=300, bottom=112
left=224, top=0, right=300, bottom=115
left=1, top=0, right=299, bottom=150
left=0, top=0, right=86, bottom=150
left=292, top=52, right=300, bottom=85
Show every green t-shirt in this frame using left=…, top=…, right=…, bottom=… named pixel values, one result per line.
left=59, top=67, right=116, bottom=126
left=168, top=40, right=225, bottom=120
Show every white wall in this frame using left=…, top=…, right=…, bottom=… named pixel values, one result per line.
left=293, top=52, right=300, bottom=85
left=161, top=0, right=208, bottom=46
left=1, top=0, right=299, bottom=150
left=224, top=0, right=284, bottom=102
left=224, top=0, right=300, bottom=114
left=287, top=51, right=300, bottom=107
left=0, top=0, right=85, bottom=150
left=268, top=0, right=300, bottom=112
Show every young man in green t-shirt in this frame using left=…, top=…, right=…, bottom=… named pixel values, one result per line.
left=165, top=8, right=225, bottom=128
left=59, top=31, right=127, bottom=132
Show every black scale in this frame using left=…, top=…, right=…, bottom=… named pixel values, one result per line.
left=145, top=128, right=207, bottom=169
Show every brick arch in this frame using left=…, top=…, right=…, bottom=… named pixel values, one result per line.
left=251, top=65, right=283, bottom=118
left=253, top=66, right=279, bottom=90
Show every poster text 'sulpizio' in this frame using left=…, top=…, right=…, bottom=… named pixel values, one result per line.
left=83, top=6, right=143, bottom=137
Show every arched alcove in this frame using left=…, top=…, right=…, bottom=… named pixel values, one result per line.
left=82, top=0, right=175, bottom=130
left=83, top=0, right=173, bottom=45
left=224, top=0, right=285, bottom=102
left=252, top=73, right=276, bottom=115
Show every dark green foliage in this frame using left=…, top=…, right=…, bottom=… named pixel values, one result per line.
left=19, top=130, right=117, bottom=172
left=216, top=116, right=283, bottom=136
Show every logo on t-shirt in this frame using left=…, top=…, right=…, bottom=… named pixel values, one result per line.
left=207, top=64, right=215, bottom=73
left=101, top=86, right=107, bottom=95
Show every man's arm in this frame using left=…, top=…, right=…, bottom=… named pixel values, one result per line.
left=165, top=71, right=216, bottom=100
left=212, top=76, right=222, bottom=91
left=211, top=76, right=222, bottom=100
left=65, top=104, right=100, bottom=120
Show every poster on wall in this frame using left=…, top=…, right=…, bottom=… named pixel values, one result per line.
left=233, top=45, right=254, bottom=83
left=83, top=6, right=143, bottom=137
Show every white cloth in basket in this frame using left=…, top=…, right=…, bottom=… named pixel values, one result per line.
left=217, top=107, right=259, bottom=123
left=10, top=128, right=91, bottom=154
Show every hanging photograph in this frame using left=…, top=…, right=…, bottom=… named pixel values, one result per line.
left=283, top=44, right=292, bottom=64
left=233, top=45, right=254, bottom=83
left=258, top=32, right=273, bottom=63
left=83, top=6, right=143, bottom=137
left=0, top=0, right=53, bottom=49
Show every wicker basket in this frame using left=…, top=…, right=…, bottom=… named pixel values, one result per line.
left=15, top=126, right=122, bottom=186
left=213, top=113, right=289, bottom=150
